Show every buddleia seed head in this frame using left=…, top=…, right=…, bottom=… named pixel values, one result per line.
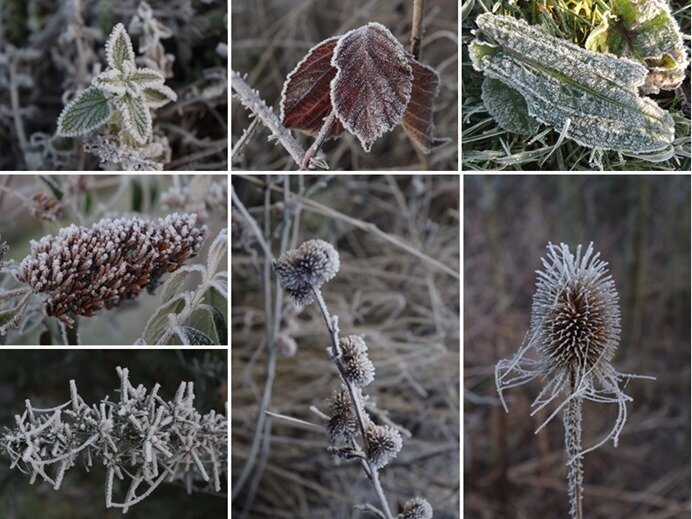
left=531, top=242, right=620, bottom=378
left=273, top=239, right=340, bottom=306
left=365, top=423, right=402, bottom=469
left=340, top=335, right=375, bottom=387
left=326, top=385, right=358, bottom=443
left=397, top=497, right=434, bottom=519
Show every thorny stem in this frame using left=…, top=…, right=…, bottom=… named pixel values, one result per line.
left=565, top=371, right=584, bottom=519
left=311, top=286, right=394, bottom=519
left=231, top=70, right=307, bottom=168
left=410, top=0, right=425, bottom=60
left=300, top=111, right=337, bottom=170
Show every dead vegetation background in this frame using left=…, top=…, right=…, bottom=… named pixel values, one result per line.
left=232, top=175, right=460, bottom=517
left=231, top=0, right=458, bottom=171
left=464, top=175, right=691, bottom=518
left=0, top=0, right=227, bottom=170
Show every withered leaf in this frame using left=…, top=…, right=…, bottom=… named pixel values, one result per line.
left=330, top=22, right=413, bottom=152
left=280, top=36, right=344, bottom=137
left=401, top=58, right=448, bottom=154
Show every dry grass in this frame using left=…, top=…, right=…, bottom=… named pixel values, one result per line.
left=231, top=0, right=458, bottom=171
left=232, top=175, right=460, bottom=517
left=464, top=175, right=691, bottom=518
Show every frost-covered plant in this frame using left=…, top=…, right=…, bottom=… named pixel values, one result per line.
left=273, top=240, right=431, bottom=519
left=495, top=242, right=654, bottom=519
left=15, top=213, right=206, bottom=326
left=0, top=367, right=227, bottom=514
left=231, top=4, right=449, bottom=170
left=56, top=23, right=177, bottom=169
left=469, top=14, right=676, bottom=160
left=160, top=177, right=228, bottom=225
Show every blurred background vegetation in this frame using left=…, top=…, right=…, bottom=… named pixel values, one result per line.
left=461, top=0, right=691, bottom=171
left=0, top=349, right=227, bottom=518
left=0, top=174, right=227, bottom=345
left=464, top=175, right=690, bottom=517
left=231, top=0, right=458, bottom=170
left=232, top=175, right=459, bottom=517
left=0, top=0, right=227, bottom=170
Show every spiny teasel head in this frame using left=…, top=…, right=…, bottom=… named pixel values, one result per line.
left=15, top=213, right=206, bottom=325
left=531, top=242, right=620, bottom=379
left=365, top=422, right=402, bottom=469
left=340, top=335, right=375, bottom=387
left=273, top=239, right=340, bottom=306
left=397, top=497, right=433, bottom=519
left=326, top=384, right=361, bottom=443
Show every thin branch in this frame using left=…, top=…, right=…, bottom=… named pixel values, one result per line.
left=231, top=70, right=307, bottom=168
left=410, top=0, right=425, bottom=60
left=300, top=111, right=336, bottom=170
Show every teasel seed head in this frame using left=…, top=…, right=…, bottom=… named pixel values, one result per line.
left=365, top=423, right=402, bottom=469
left=273, top=239, right=340, bottom=306
left=340, top=335, right=375, bottom=387
left=397, top=497, right=433, bottom=519
left=326, top=385, right=359, bottom=443
left=531, top=242, right=620, bottom=379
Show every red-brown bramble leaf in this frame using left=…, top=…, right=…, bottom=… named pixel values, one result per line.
left=401, top=57, right=450, bottom=154
left=280, top=37, right=345, bottom=137
left=330, top=22, right=413, bottom=152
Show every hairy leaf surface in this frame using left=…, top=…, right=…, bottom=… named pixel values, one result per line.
left=142, top=84, right=177, bottom=108
left=470, top=14, right=675, bottom=155
left=481, top=77, right=540, bottom=135
left=106, top=23, right=135, bottom=72
left=118, top=93, right=152, bottom=144
left=585, top=0, right=688, bottom=94
left=280, top=37, right=345, bottom=137
left=57, top=87, right=114, bottom=137
left=330, top=22, right=413, bottom=152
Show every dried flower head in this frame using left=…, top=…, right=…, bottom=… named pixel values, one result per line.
left=16, top=213, right=206, bottom=325
left=398, top=497, right=434, bottom=519
left=326, top=385, right=360, bottom=443
left=29, top=192, right=64, bottom=221
left=273, top=239, right=340, bottom=306
left=495, top=242, right=653, bottom=518
left=365, top=423, right=402, bottom=469
left=340, top=335, right=375, bottom=387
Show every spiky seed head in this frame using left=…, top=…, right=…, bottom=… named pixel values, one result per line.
left=273, top=239, right=340, bottom=306
left=531, top=242, right=620, bottom=378
left=365, top=423, right=402, bottom=469
left=397, top=497, right=433, bottom=519
left=326, top=385, right=358, bottom=443
left=340, top=335, right=375, bottom=387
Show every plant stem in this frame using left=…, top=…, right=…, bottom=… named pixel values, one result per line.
left=311, top=286, right=394, bottom=519
left=410, top=0, right=425, bottom=60
left=300, top=111, right=336, bottom=170
left=565, top=372, right=584, bottom=519
left=231, top=70, right=307, bottom=168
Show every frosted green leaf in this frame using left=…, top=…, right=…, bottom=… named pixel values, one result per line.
left=481, top=77, right=540, bottom=135
left=175, top=326, right=214, bottom=345
left=57, top=87, right=114, bottom=137
left=470, top=14, right=675, bottom=155
left=142, top=83, right=177, bottom=108
left=106, top=23, right=135, bottom=72
left=143, top=292, right=191, bottom=344
left=128, top=68, right=166, bottom=91
left=117, top=93, right=152, bottom=144
left=585, top=0, right=688, bottom=94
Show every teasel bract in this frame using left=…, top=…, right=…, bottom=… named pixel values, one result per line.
left=495, top=242, right=653, bottom=519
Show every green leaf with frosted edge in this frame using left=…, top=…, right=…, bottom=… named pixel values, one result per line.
left=143, top=292, right=190, bottom=344
left=176, top=326, right=214, bottom=345
left=470, top=14, right=675, bottom=156
left=57, top=87, right=114, bottom=137
left=106, top=23, right=135, bottom=72
left=481, top=77, right=540, bottom=135
left=117, top=93, right=152, bottom=144
left=142, top=84, right=177, bottom=108
left=585, top=0, right=688, bottom=94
